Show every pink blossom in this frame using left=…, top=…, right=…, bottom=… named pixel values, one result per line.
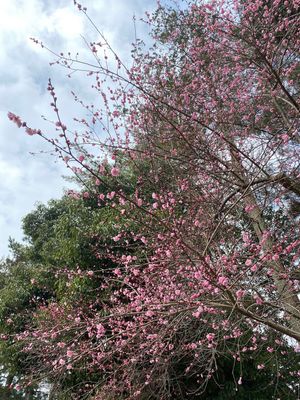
left=254, top=296, right=263, bottom=305
left=111, top=166, right=120, bottom=177
left=206, top=333, right=215, bottom=341
left=99, top=164, right=105, bottom=173
left=192, top=306, right=203, bottom=318
left=67, top=350, right=75, bottom=358
left=145, top=310, right=154, bottom=317
left=194, top=271, right=202, bottom=280
left=166, top=250, right=172, bottom=258
left=96, top=323, right=105, bottom=337
left=192, top=310, right=201, bottom=318
left=107, top=191, right=115, bottom=200
left=244, top=204, right=255, bottom=213
left=250, top=264, right=258, bottom=272
left=8, top=112, right=22, bottom=128
left=113, top=234, right=121, bottom=242
left=236, top=289, right=245, bottom=299
left=281, top=134, right=289, bottom=143
left=113, top=268, right=122, bottom=277
left=218, top=276, right=228, bottom=286
left=25, top=127, right=40, bottom=135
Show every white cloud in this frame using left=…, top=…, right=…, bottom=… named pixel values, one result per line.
left=0, top=158, right=23, bottom=186
left=0, top=0, right=155, bottom=257
left=44, top=7, right=84, bottom=38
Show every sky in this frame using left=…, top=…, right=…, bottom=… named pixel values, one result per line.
left=0, top=0, right=155, bottom=257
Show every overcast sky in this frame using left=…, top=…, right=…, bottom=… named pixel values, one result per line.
left=0, top=0, right=155, bottom=257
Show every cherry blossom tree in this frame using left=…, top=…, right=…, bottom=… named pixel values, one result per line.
left=8, top=0, right=300, bottom=398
